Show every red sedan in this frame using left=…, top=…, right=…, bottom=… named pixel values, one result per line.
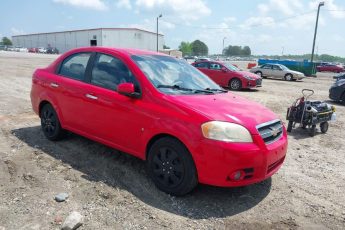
left=316, top=64, right=344, bottom=73
left=31, top=47, right=287, bottom=195
left=192, top=61, right=262, bottom=90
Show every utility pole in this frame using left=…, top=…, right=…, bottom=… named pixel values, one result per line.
left=311, top=2, right=324, bottom=63
left=222, top=37, right=227, bottom=55
left=156, top=14, right=162, bottom=52
left=281, top=46, right=284, bottom=56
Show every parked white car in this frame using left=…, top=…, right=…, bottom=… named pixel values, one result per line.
left=250, top=63, right=305, bottom=81
left=38, top=47, right=47, bottom=53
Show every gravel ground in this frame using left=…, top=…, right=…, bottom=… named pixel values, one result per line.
left=0, top=51, right=344, bottom=229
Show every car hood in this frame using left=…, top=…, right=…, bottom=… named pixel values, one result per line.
left=167, top=92, right=278, bottom=134
left=236, top=71, right=261, bottom=79
left=289, top=70, right=304, bottom=75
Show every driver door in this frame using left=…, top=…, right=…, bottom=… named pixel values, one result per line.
left=271, top=65, right=284, bottom=79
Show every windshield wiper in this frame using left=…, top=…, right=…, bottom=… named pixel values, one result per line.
left=157, top=85, right=214, bottom=94
left=205, top=88, right=228, bottom=93
left=157, top=84, right=193, bottom=91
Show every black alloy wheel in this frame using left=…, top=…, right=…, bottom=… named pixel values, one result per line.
left=40, top=104, right=65, bottom=141
left=147, top=137, right=198, bottom=196
left=320, top=122, right=329, bottom=133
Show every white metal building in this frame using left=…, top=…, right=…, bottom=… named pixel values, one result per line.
left=12, top=28, right=164, bottom=53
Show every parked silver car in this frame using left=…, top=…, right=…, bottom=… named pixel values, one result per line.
left=250, top=63, right=305, bottom=81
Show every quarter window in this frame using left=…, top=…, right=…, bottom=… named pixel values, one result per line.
left=59, top=53, right=91, bottom=80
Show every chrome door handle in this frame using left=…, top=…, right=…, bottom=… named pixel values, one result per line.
left=85, top=94, right=98, bottom=100
left=50, top=83, right=59, bottom=88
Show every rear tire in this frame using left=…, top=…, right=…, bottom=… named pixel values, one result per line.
left=147, top=137, right=198, bottom=196
left=40, top=104, right=65, bottom=141
left=320, top=122, right=329, bottom=133
left=229, top=78, right=242, bottom=90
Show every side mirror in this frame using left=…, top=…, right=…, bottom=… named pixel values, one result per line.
left=117, top=83, right=140, bottom=98
left=221, top=67, right=228, bottom=72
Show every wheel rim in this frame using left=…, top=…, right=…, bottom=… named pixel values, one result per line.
left=231, top=79, right=240, bottom=89
left=41, top=108, right=57, bottom=137
left=286, top=75, right=292, bottom=81
left=256, top=72, right=262, bottom=77
left=152, top=147, right=184, bottom=188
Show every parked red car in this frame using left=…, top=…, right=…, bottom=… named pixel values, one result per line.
left=316, top=63, right=344, bottom=73
left=28, top=48, right=38, bottom=53
left=31, top=47, right=287, bottom=195
left=192, top=61, right=262, bottom=90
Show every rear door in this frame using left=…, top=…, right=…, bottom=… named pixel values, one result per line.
left=208, top=62, right=229, bottom=86
left=54, top=52, right=93, bottom=131
left=193, top=62, right=212, bottom=78
left=261, top=64, right=273, bottom=77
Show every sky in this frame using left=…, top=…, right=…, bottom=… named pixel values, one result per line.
left=1, top=0, right=345, bottom=56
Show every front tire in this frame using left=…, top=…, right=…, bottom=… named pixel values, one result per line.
left=40, top=104, right=65, bottom=141
left=255, top=71, right=262, bottom=78
left=309, top=125, right=316, bottom=137
left=320, top=122, right=329, bottom=133
left=229, top=78, right=242, bottom=90
left=287, top=120, right=293, bottom=132
left=284, top=74, right=293, bottom=81
left=147, top=137, right=198, bottom=196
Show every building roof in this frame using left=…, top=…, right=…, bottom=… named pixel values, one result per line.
left=12, top=28, right=164, bottom=37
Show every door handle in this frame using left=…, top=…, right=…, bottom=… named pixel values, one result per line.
left=50, top=83, right=59, bottom=88
left=85, top=94, right=98, bottom=100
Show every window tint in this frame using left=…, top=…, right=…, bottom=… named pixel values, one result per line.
left=194, top=62, right=209, bottom=69
left=59, top=53, right=91, bottom=80
left=210, top=63, right=222, bottom=70
left=272, top=65, right=281, bottom=70
left=262, top=64, right=272, bottom=69
left=91, top=53, right=139, bottom=91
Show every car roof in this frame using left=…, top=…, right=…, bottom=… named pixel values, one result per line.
left=65, top=46, right=168, bottom=57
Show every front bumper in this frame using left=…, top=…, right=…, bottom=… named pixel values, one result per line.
left=244, top=78, right=262, bottom=88
left=193, top=130, right=288, bottom=187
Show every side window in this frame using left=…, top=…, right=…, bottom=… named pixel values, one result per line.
left=91, top=53, right=139, bottom=91
left=262, top=64, right=272, bottom=69
left=210, top=63, right=222, bottom=70
left=194, top=62, right=209, bottom=69
left=59, top=53, right=91, bottom=80
left=272, top=65, right=281, bottom=70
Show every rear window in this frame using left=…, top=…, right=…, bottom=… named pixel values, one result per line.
left=59, top=53, right=92, bottom=81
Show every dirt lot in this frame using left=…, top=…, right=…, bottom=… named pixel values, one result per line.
left=0, top=51, right=344, bottom=229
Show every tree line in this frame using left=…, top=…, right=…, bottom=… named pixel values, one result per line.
left=178, top=40, right=209, bottom=56
left=0, top=37, right=13, bottom=46
left=223, top=45, right=251, bottom=56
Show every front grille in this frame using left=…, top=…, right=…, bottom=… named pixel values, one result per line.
left=256, top=78, right=262, bottom=86
left=256, top=119, right=283, bottom=144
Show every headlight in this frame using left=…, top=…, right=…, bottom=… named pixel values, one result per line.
left=244, top=75, right=255, bottom=80
left=201, top=121, right=253, bottom=143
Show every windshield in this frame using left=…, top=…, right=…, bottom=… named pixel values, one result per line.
left=223, top=63, right=240, bottom=71
left=131, top=55, right=224, bottom=95
left=278, top=65, right=289, bottom=70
